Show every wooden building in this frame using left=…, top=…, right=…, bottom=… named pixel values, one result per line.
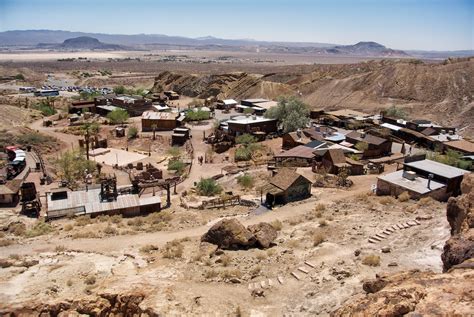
left=141, top=111, right=181, bottom=132
left=345, top=131, right=392, bottom=158
left=0, top=179, right=22, bottom=206
left=164, top=91, right=180, bottom=100
left=226, top=115, right=278, bottom=136
left=112, top=96, right=153, bottom=116
left=263, top=168, right=312, bottom=207
left=282, top=131, right=311, bottom=149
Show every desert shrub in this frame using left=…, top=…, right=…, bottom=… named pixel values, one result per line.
left=356, top=192, right=373, bottom=203
left=167, top=147, right=182, bottom=158
left=146, top=211, right=173, bottom=224
left=196, top=178, right=222, bottom=196
left=384, top=105, right=407, bottom=119
left=71, top=231, right=99, bottom=239
left=204, top=269, right=218, bottom=279
left=418, top=196, right=435, bottom=207
left=250, top=265, right=262, bottom=276
left=355, top=142, right=368, bottom=152
left=255, top=251, right=267, bottom=261
left=362, top=254, right=381, bottom=267
left=186, top=109, right=210, bottom=121
left=140, top=244, right=159, bottom=254
left=66, top=280, right=73, bottom=287
left=14, top=73, right=25, bottom=80
left=270, top=220, right=283, bottom=231
left=314, top=204, right=326, bottom=212
left=75, top=215, right=93, bottom=226
left=312, top=232, right=325, bottom=246
left=220, top=254, right=232, bottom=267
left=234, top=146, right=252, bottom=161
left=25, top=220, right=53, bottom=238
left=379, top=196, right=396, bottom=205
left=220, top=269, right=242, bottom=279
left=113, top=85, right=126, bottom=94
left=103, top=226, right=117, bottom=235
left=64, top=224, right=73, bottom=231
left=162, top=239, right=184, bottom=259
left=127, top=126, right=138, bottom=139
left=398, top=191, right=411, bottom=202
left=168, top=159, right=186, bottom=174
left=286, top=239, right=300, bottom=248
left=110, top=215, right=122, bottom=224
left=16, top=132, right=52, bottom=146
left=55, top=245, right=67, bottom=252
left=84, top=276, right=96, bottom=285
left=33, top=100, right=57, bottom=116
left=319, top=219, right=328, bottom=227
left=236, top=134, right=257, bottom=145
left=107, top=108, right=129, bottom=125
left=127, top=218, right=144, bottom=227
left=237, top=173, right=254, bottom=189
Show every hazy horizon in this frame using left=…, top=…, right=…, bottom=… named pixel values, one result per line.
left=0, top=0, right=473, bottom=51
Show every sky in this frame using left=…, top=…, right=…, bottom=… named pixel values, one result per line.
left=0, top=0, right=472, bottom=51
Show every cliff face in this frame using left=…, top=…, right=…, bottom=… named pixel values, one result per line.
left=334, top=174, right=474, bottom=316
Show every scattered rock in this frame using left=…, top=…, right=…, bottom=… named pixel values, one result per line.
left=362, top=277, right=388, bottom=294
left=441, top=229, right=474, bottom=272
left=381, top=247, right=391, bottom=253
left=354, top=249, right=361, bottom=256
left=388, top=262, right=398, bottom=267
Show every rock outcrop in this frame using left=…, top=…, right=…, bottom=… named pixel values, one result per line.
left=443, top=173, right=473, bottom=271
left=334, top=173, right=474, bottom=315
left=201, top=219, right=277, bottom=250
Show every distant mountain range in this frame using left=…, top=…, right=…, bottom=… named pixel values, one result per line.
left=0, top=30, right=472, bottom=59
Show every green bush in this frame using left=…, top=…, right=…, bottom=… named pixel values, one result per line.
left=235, top=147, right=252, bottom=161
left=384, top=105, right=407, bottom=119
left=186, top=109, right=210, bottom=121
left=107, top=109, right=129, bottom=125
left=237, top=174, right=254, bottom=189
left=14, top=73, right=25, bottom=80
left=196, top=178, right=222, bottom=196
left=127, top=126, right=138, bottom=139
left=113, top=85, right=126, bottom=94
left=236, top=134, right=257, bottom=145
left=168, top=160, right=186, bottom=174
left=167, top=147, right=182, bottom=158
left=34, top=100, right=57, bottom=116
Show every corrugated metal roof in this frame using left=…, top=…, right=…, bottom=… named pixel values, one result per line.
left=378, top=170, right=445, bottom=194
left=275, top=145, right=316, bottom=159
left=404, top=159, right=469, bottom=179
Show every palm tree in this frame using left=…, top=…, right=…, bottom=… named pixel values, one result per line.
left=81, top=122, right=100, bottom=161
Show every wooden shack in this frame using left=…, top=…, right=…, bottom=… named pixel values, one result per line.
left=263, top=168, right=312, bottom=207
left=141, top=111, right=180, bottom=131
left=345, top=131, right=392, bottom=158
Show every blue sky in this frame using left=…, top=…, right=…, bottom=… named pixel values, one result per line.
left=0, top=0, right=472, bottom=50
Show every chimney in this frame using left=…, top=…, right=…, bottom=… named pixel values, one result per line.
left=427, top=173, right=434, bottom=190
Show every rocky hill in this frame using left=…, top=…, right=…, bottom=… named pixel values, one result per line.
left=152, top=58, right=474, bottom=136
left=327, top=41, right=408, bottom=57
left=37, top=36, right=124, bottom=50
left=334, top=174, right=474, bottom=316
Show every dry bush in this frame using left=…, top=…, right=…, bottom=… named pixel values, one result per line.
left=71, top=231, right=99, bottom=239
left=127, top=217, right=144, bottom=227
left=64, top=224, right=73, bottom=231
left=288, top=216, right=304, bottom=226
left=146, top=211, right=173, bottom=224
left=103, top=226, right=118, bottom=235
left=75, top=216, right=93, bottom=226
left=356, top=192, right=373, bottom=203
left=314, top=204, right=326, bottom=212
left=266, top=248, right=277, bottom=257
left=250, top=265, right=262, bottom=276
left=9, top=254, right=20, bottom=260
left=362, top=254, right=381, bottom=267
left=110, top=215, right=122, bottom=224
left=418, top=197, right=435, bottom=207
left=286, top=239, right=300, bottom=248
left=319, top=219, right=328, bottom=227
left=327, top=215, right=334, bottom=221
left=191, top=251, right=205, bottom=263
left=312, top=232, right=325, bottom=247
left=220, top=254, right=232, bottom=266
left=84, top=275, right=96, bottom=285
left=220, top=269, right=242, bottom=279
left=8, top=222, right=26, bottom=236
left=140, top=244, right=159, bottom=254
left=25, top=221, right=53, bottom=238
left=96, top=215, right=110, bottom=222
left=379, top=196, right=396, bottom=205
left=55, top=245, right=67, bottom=252
left=204, top=269, right=218, bottom=279
left=255, top=251, right=267, bottom=261
left=405, top=205, right=417, bottom=213
left=398, top=191, right=411, bottom=202
left=270, top=220, right=283, bottom=231
left=66, top=280, right=73, bottom=287
left=0, top=232, right=4, bottom=238
left=162, top=239, right=184, bottom=259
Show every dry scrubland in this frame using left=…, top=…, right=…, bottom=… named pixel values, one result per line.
left=0, top=191, right=450, bottom=315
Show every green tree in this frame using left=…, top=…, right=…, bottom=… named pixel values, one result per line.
left=265, top=96, right=310, bottom=133
left=14, top=73, right=25, bottom=81
left=56, top=149, right=97, bottom=189
left=107, top=109, right=129, bottom=125
left=384, top=105, right=407, bottom=119
left=196, top=178, right=222, bottom=196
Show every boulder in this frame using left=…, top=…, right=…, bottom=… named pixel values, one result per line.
left=201, top=219, right=256, bottom=250
left=362, top=277, right=388, bottom=294
left=441, top=229, right=474, bottom=272
left=247, top=222, right=277, bottom=248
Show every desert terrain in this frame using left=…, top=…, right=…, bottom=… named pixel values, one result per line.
left=0, top=47, right=473, bottom=316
